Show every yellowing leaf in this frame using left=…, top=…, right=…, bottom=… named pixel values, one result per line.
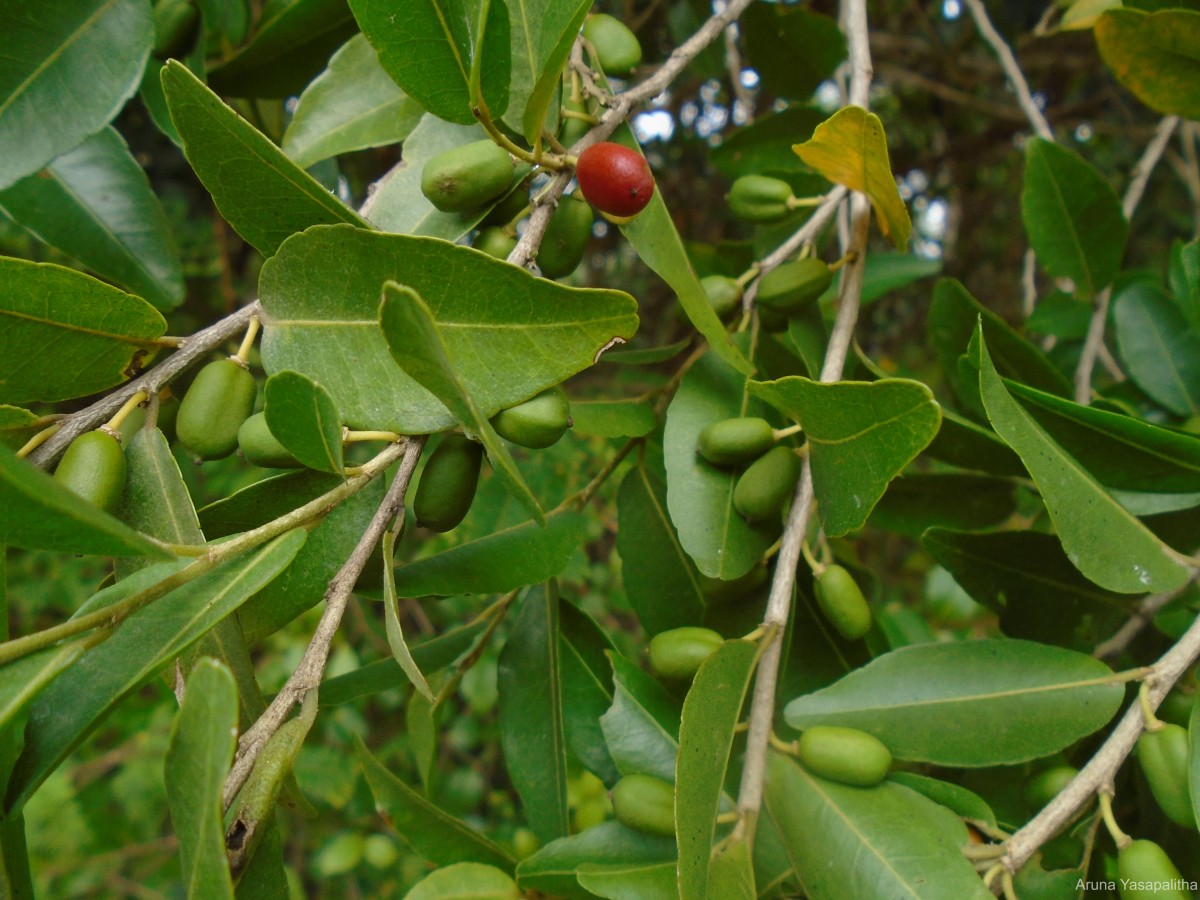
left=793, top=106, right=911, bottom=250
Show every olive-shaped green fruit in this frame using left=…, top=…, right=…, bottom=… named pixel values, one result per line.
left=54, top=429, right=127, bottom=513
left=413, top=434, right=484, bottom=532
left=796, top=726, right=892, bottom=787
left=610, top=774, right=674, bottom=837
left=1117, top=840, right=1188, bottom=900
left=538, top=195, right=594, bottom=279
left=511, top=827, right=541, bottom=859
left=421, top=140, right=515, bottom=213
left=1023, top=766, right=1078, bottom=810
left=734, top=446, right=801, bottom=521
left=558, top=92, right=595, bottom=149
left=815, top=564, right=872, bottom=641
left=728, top=174, right=795, bottom=223
left=700, top=275, right=743, bottom=321
left=490, top=386, right=571, bottom=449
left=649, top=626, right=723, bottom=680
left=1136, top=723, right=1195, bottom=828
left=177, top=358, right=257, bottom=460
left=701, top=562, right=769, bottom=605
left=1156, top=689, right=1194, bottom=727
left=155, top=392, right=180, bottom=444
left=474, top=227, right=518, bottom=260
left=756, top=258, right=834, bottom=315
left=696, top=417, right=774, bottom=467
left=481, top=187, right=529, bottom=227
left=238, top=412, right=301, bottom=469
left=583, top=14, right=642, bottom=76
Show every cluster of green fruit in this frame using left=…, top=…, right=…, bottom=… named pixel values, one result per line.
left=700, top=254, right=836, bottom=334
left=696, top=416, right=801, bottom=522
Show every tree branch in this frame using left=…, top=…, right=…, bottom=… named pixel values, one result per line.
left=961, top=0, right=1053, bottom=141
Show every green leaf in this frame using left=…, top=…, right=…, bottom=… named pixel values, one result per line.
left=764, top=751, right=991, bottom=900
left=516, top=821, right=676, bottom=900
left=1021, top=138, right=1128, bottom=299
left=868, top=473, right=1017, bottom=537
left=711, top=107, right=828, bottom=179
left=382, top=530, right=433, bottom=702
left=393, top=510, right=584, bottom=597
left=282, top=33, right=423, bottom=169
left=924, top=409, right=1026, bottom=477
left=0, top=444, right=169, bottom=558
left=616, top=461, right=707, bottom=635
left=5, top=529, right=305, bottom=812
left=0, top=257, right=166, bottom=404
left=923, top=528, right=1134, bottom=651
left=1113, top=280, right=1200, bottom=417
left=207, top=0, right=357, bottom=98
left=784, top=639, right=1126, bottom=766
left=600, top=653, right=681, bottom=782
left=558, top=603, right=619, bottom=786
left=161, top=60, right=368, bottom=256
left=198, top=469, right=344, bottom=539
left=663, top=348, right=776, bottom=579
left=0, top=406, right=41, bottom=452
left=576, top=860, right=679, bottom=900
left=349, top=0, right=510, bottom=125
left=0, top=639, right=97, bottom=735
left=1169, top=238, right=1200, bottom=325
left=260, top=224, right=638, bottom=433
left=508, top=1, right=592, bottom=143
left=793, top=106, right=911, bottom=250
left=741, top=4, right=846, bottom=104
left=498, top=584, right=569, bottom=843
left=407, top=863, right=521, bottom=900
left=706, top=837, right=756, bottom=900
left=164, top=659, right=237, bottom=900
left=975, top=325, right=1189, bottom=593
left=379, top=281, right=542, bottom=522
left=355, top=735, right=516, bottom=871
left=887, top=772, right=997, bottom=828
left=264, top=370, right=345, bottom=474
left=0, top=127, right=183, bottom=310
left=749, top=376, right=942, bottom=537
left=600, top=338, right=691, bottom=367
left=856, top=252, right=943, bottom=304
left=0, top=0, right=153, bottom=190
left=570, top=399, right=656, bottom=438
left=676, top=640, right=759, bottom=900
left=1095, top=9, right=1200, bottom=118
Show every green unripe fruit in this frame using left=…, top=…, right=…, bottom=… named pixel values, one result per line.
left=610, top=774, right=674, bottom=837
left=696, top=417, right=774, bottom=467
left=582, top=14, right=642, bottom=76
left=362, top=834, right=399, bottom=870
left=1117, top=840, right=1188, bottom=900
left=728, top=174, right=795, bottom=223
left=1156, top=689, right=1194, bottom=727
left=155, top=392, right=180, bottom=444
left=474, top=227, right=518, bottom=260
left=573, top=798, right=609, bottom=832
left=413, top=434, right=484, bottom=532
left=796, top=726, right=892, bottom=787
left=490, top=386, right=571, bottom=449
left=177, top=358, right=257, bottom=460
left=1023, top=766, right=1078, bottom=810
left=649, top=626, right=723, bottom=680
left=701, top=562, right=769, bottom=605
left=538, top=195, right=593, bottom=279
left=700, top=275, right=743, bottom=321
left=1136, top=723, right=1195, bottom=828
left=558, top=93, right=594, bottom=148
left=481, top=187, right=529, bottom=227
left=238, top=412, right=301, bottom=469
left=511, top=827, right=541, bottom=859
left=54, top=429, right=127, bottom=513
left=756, top=258, right=834, bottom=315
left=734, top=446, right=801, bottom=521
left=814, top=564, right=872, bottom=641
left=421, top=140, right=515, bottom=213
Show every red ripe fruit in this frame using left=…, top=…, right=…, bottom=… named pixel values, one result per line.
left=575, top=142, right=655, bottom=219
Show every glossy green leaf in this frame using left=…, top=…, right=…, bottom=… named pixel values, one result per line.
left=569, top=399, right=656, bottom=438
left=676, top=640, right=758, bottom=900
left=207, top=0, right=357, bottom=98
left=741, top=4, right=845, bottom=105
left=616, top=461, right=706, bottom=636
left=1095, top=9, right=1200, bottom=117
left=5, top=529, right=305, bottom=812
left=976, top=327, right=1189, bottom=593
left=600, top=338, right=691, bottom=367
left=663, top=349, right=776, bottom=579
left=0, top=406, right=40, bottom=452
left=0, top=127, right=183, bottom=310
left=1113, top=280, right=1200, bottom=417
left=264, top=370, right=344, bottom=474
left=558, top=603, right=619, bottom=786
left=199, top=0, right=247, bottom=44
left=924, top=410, right=1026, bottom=476
left=260, top=225, right=638, bottom=433
left=509, top=1, right=591, bottom=142
left=393, top=510, right=584, bottom=597
left=868, top=473, right=1016, bottom=537
left=708, top=837, right=756, bottom=900
left=887, top=772, right=997, bottom=828
left=407, top=863, right=521, bottom=900
left=282, top=33, right=423, bottom=169
left=1169, top=238, right=1200, bottom=325
left=923, top=528, right=1134, bottom=651
left=0, top=257, right=165, bottom=404
left=764, top=751, right=991, bottom=900
left=516, top=821, right=676, bottom=900
left=349, top=0, right=510, bottom=125
left=793, top=106, right=911, bottom=250
left=161, top=61, right=368, bottom=256
left=711, top=107, right=827, bottom=179
left=0, top=814, right=32, bottom=900
left=0, top=639, right=96, bottom=735
left=749, top=376, right=942, bottom=537
left=0, top=444, right=168, bottom=558
left=0, top=0, right=153, bottom=190
left=356, top=735, right=515, bottom=871
left=855, top=253, right=943, bottom=304
left=599, top=653, right=681, bottom=783
left=382, top=530, right=433, bottom=702
left=784, top=639, right=1126, bottom=766
left=164, top=658, right=237, bottom=900
left=498, top=584, right=569, bottom=843
left=1021, top=138, right=1127, bottom=298
left=576, top=860, right=678, bottom=900
left=197, top=469, right=344, bottom=539
left=379, top=281, right=541, bottom=522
